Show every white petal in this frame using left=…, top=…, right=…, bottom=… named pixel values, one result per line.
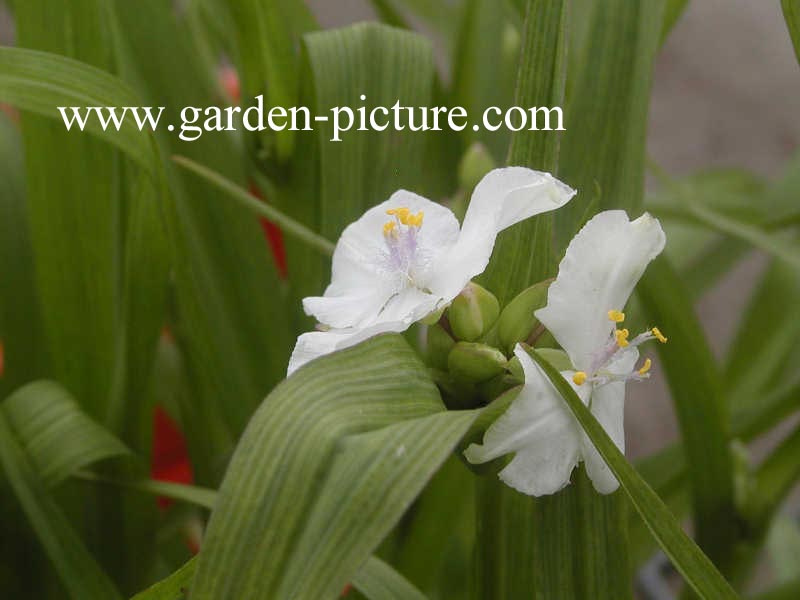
left=580, top=382, right=626, bottom=494
left=374, top=287, right=443, bottom=326
left=303, top=287, right=396, bottom=330
left=286, top=322, right=406, bottom=376
left=534, top=211, right=666, bottom=372
left=305, top=190, right=459, bottom=329
left=464, top=346, right=586, bottom=497
left=428, top=167, right=576, bottom=300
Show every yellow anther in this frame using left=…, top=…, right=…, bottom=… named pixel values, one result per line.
left=409, top=211, right=424, bottom=227
left=607, top=309, right=625, bottom=323
left=383, top=221, right=396, bottom=236
left=615, top=328, right=630, bottom=348
left=573, top=371, right=587, bottom=386
left=387, top=207, right=411, bottom=222
left=651, top=327, right=668, bottom=344
left=638, top=358, right=652, bottom=376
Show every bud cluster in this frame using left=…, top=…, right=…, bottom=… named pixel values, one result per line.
left=426, top=279, right=554, bottom=409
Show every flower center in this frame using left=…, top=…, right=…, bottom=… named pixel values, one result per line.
left=382, top=207, right=425, bottom=285
left=572, top=309, right=667, bottom=387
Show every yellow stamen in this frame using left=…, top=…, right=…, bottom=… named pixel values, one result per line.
left=615, top=328, right=630, bottom=348
left=651, top=327, right=668, bottom=344
left=573, top=371, right=587, bottom=386
left=386, top=207, right=423, bottom=228
left=607, top=309, right=625, bottom=323
left=383, top=221, right=396, bottom=236
left=638, top=358, right=652, bottom=376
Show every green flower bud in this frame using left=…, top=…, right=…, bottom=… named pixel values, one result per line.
left=448, top=282, right=500, bottom=342
left=426, top=324, right=455, bottom=371
left=497, top=280, right=551, bottom=353
left=448, top=342, right=507, bottom=383
left=458, top=142, right=496, bottom=194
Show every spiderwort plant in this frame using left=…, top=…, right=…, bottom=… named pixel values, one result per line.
left=288, top=167, right=576, bottom=374
left=465, top=211, right=667, bottom=496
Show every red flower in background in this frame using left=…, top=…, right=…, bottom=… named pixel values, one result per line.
left=250, top=182, right=288, bottom=279
left=151, top=405, right=193, bottom=510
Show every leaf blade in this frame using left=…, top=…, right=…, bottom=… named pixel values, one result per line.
left=528, top=350, right=738, bottom=599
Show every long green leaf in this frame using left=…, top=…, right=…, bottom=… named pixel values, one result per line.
left=724, top=259, right=800, bottom=415
left=558, top=0, right=665, bottom=243
left=393, top=456, right=475, bottom=597
left=656, top=201, right=800, bottom=270
left=353, top=556, right=428, bottom=600
left=451, top=0, right=516, bottom=160
left=9, top=0, right=167, bottom=589
left=0, top=112, right=50, bottom=395
left=747, top=423, right=800, bottom=529
left=0, top=405, right=122, bottom=599
left=110, top=0, right=293, bottom=478
left=226, top=0, right=317, bottom=160
left=481, top=0, right=568, bottom=304
left=131, top=553, right=425, bottom=600
left=191, top=335, right=477, bottom=600
left=13, top=1, right=123, bottom=423
left=638, top=256, right=737, bottom=571
left=0, top=46, right=157, bottom=173
left=2, top=381, right=130, bottom=488
left=528, top=350, right=738, bottom=599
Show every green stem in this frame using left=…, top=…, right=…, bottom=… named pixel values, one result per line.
left=172, top=155, right=336, bottom=257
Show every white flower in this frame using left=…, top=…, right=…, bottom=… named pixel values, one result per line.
left=464, top=210, right=666, bottom=496
left=287, top=167, right=576, bottom=375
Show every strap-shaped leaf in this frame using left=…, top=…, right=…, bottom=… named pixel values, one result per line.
left=0, top=113, right=50, bottom=396
left=528, top=350, right=738, bottom=599
left=481, top=0, right=568, bottom=304
left=226, top=0, right=317, bottom=160
left=558, top=0, right=664, bottom=242
left=132, top=553, right=426, bottom=600
left=638, top=257, right=737, bottom=571
left=3, top=381, right=130, bottom=488
left=109, top=0, right=293, bottom=473
left=0, top=404, right=122, bottom=599
left=191, top=335, right=477, bottom=600
left=353, top=556, right=428, bottom=600
left=0, top=47, right=157, bottom=173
